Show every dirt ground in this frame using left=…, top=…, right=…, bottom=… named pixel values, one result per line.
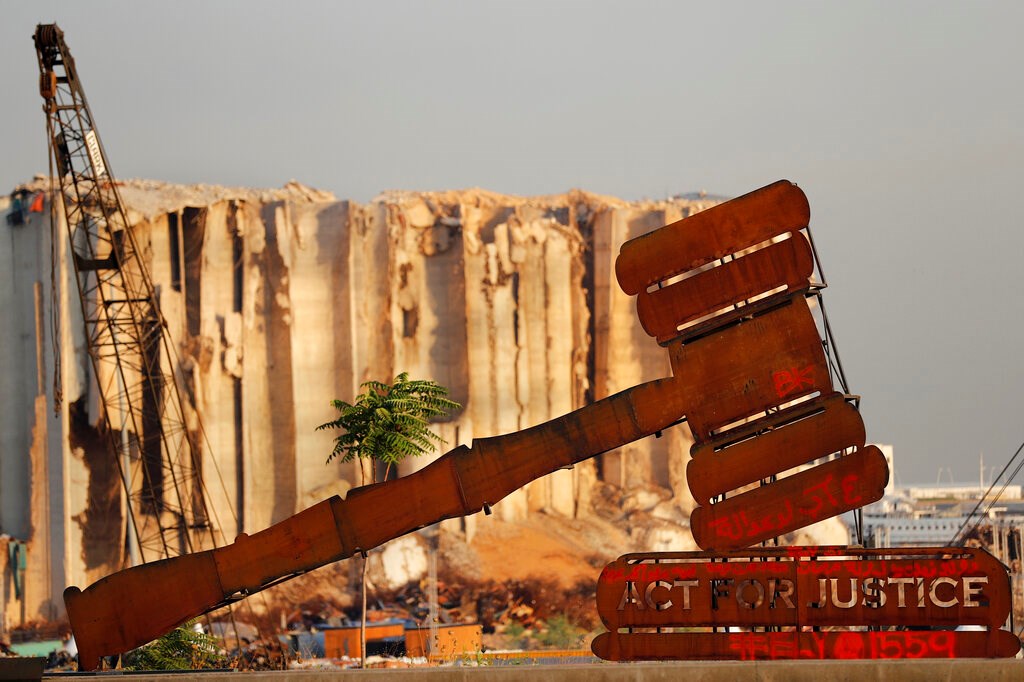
left=464, top=513, right=629, bottom=587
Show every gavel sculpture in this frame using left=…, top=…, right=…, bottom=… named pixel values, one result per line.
left=65, top=180, right=887, bottom=669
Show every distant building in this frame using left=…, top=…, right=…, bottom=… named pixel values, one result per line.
left=849, top=445, right=1023, bottom=620
left=897, top=483, right=1023, bottom=501
left=851, top=445, right=1021, bottom=565
left=864, top=514, right=969, bottom=547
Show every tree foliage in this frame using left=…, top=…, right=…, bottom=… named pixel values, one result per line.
left=317, top=372, right=460, bottom=477
left=121, top=620, right=220, bottom=671
left=318, top=373, right=460, bottom=667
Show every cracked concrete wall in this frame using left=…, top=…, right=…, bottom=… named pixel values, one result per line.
left=381, top=192, right=612, bottom=522
left=591, top=205, right=711, bottom=512
left=0, top=191, right=79, bottom=627
left=1, top=180, right=718, bottom=626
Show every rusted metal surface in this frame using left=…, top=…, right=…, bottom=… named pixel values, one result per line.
left=453, top=378, right=689, bottom=510
left=670, top=296, right=831, bottom=441
left=690, top=446, right=889, bottom=550
left=636, top=233, right=814, bottom=344
left=592, top=630, right=1022, bottom=661
left=687, top=393, right=866, bottom=504
left=65, top=499, right=349, bottom=669
left=596, top=547, right=1010, bottom=630
left=616, top=180, right=810, bottom=296
left=592, top=547, right=1019, bottom=660
left=673, top=293, right=873, bottom=551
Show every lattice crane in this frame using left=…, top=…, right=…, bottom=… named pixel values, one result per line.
left=33, top=24, right=222, bottom=564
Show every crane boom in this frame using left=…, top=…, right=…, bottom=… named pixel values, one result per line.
left=34, top=23, right=222, bottom=563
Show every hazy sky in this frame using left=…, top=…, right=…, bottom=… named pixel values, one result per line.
left=2, top=1, right=1022, bottom=485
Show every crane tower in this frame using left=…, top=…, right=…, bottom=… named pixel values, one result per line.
left=33, top=24, right=222, bottom=563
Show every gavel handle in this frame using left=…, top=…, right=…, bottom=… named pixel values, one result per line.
left=66, top=377, right=687, bottom=670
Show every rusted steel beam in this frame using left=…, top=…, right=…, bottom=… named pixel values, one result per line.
left=687, top=393, right=866, bottom=504
left=453, top=378, right=688, bottom=510
left=636, top=233, right=814, bottom=344
left=689, top=445, right=889, bottom=550
left=615, top=180, right=809, bottom=296
left=596, top=547, right=1011, bottom=630
left=592, top=629, right=1022, bottom=661
left=592, top=546, right=1020, bottom=660
left=670, top=295, right=831, bottom=441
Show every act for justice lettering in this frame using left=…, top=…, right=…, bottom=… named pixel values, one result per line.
left=618, top=579, right=700, bottom=611
left=616, top=576, right=989, bottom=612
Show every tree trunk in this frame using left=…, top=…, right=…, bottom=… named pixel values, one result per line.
left=360, top=461, right=369, bottom=669
left=360, top=552, right=367, bottom=668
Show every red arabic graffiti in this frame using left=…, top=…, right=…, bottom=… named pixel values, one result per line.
left=702, top=472, right=865, bottom=545
left=597, top=554, right=988, bottom=587
left=728, top=630, right=957, bottom=660
left=772, top=365, right=815, bottom=398
left=591, top=628, right=1021, bottom=661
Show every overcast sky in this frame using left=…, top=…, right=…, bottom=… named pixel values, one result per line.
left=2, top=1, right=1022, bottom=485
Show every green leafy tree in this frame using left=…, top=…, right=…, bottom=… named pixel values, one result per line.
left=536, top=614, right=587, bottom=649
left=121, top=620, right=221, bottom=671
left=319, top=372, right=461, bottom=481
left=318, top=372, right=460, bottom=664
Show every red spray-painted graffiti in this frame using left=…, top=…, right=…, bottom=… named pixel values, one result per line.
left=772, top=365, right=816, bottom=398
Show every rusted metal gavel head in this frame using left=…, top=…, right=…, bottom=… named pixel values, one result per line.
left=614, top=180, right=887, bottom=550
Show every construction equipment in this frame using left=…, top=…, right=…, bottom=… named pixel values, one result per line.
left=34, top=23, right=222, bottom=565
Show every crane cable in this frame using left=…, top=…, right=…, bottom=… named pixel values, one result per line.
left=944, top=439, right=1024, bottom=637
left=949, top=439, right=1024, bottom=547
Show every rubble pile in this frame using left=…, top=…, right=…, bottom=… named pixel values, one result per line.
left=374, top=569, right=599, bottom=635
